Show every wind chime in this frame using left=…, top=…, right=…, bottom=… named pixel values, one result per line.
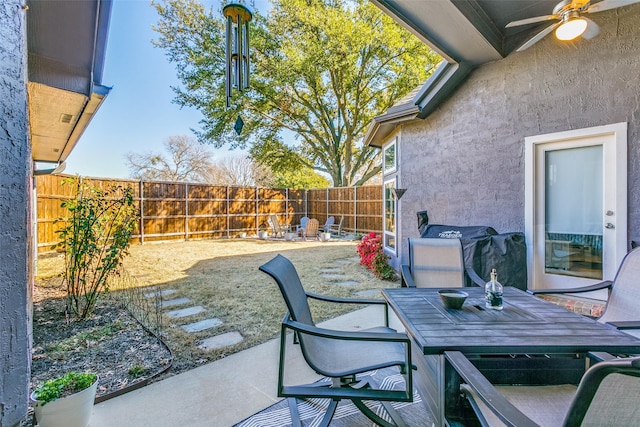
left=223, top=3, right=252, bottom=135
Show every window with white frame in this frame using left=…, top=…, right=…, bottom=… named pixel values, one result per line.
left=383, top=138, right=396, bottom=174
left=383, top=178, right=396, bottom=252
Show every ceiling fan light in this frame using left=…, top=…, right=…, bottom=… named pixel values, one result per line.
left=555, top=18, right=588, bottom=41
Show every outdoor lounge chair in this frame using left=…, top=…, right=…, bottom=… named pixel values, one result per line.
left=268, top=214, right=288, bottom=238
left=301, top=218, right=319, bottom=241
left=328, top=214, right=344, bottom=236
left=444, top=350, right=640, bottom=427
left=401, top=237, right=484, bottom=287
left=259, top=254, right=414, bottom=427
left=529, top=246, right=640, bottom=338
left=295, top=216, right=309, bottom=235
left=320, top=216, right=335, bottom=232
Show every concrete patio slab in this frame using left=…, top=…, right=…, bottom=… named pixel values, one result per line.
left=90, top=305, right=403, bottom=427
left=160, top=297, right=191, bottom=308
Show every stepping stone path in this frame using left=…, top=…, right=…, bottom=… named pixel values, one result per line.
left=161, top=297, right=191, bottom=308
left=145, top=289, right=176, bottom=298
left=182, top=318, right=223, bottom=333
left=147, top=255, right=365, bottom=355
left=198, top=331, right=243, bottom=351
left=145, top=289, right=244, bottom=351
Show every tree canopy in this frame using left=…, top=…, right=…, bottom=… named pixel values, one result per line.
left=153, top=0, right=440, bottom=186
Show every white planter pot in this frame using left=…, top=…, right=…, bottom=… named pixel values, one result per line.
left=32, top=379, right=98, bottom=427
left=258, top=231, right=269, bottom=240
left=320, top=232, right=331, bottom=242
left=285, top=232, right=296, bottom=241
left=238, top=232, right=247, bottom=238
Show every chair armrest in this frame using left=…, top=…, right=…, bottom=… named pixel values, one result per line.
left=306, top=292, right=389, bottom=326
left=283, top=315, right=409, bottom=343
left=527, top=280, right=613, bottom=295
left=605, top=320, right=640, bottom=330
left=444, top=351, right=538, bottom=427
left=306, top=291, right=384, bottom=305
left=400, top=265, right=416, bottom=287
left=587, top=351, right=616, bottom=363
left=465, top=267, right=485, bottom=287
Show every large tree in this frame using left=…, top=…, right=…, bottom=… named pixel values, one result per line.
left=153, top=0, right=440, bottom=186
left=125, top=135, right=214, bottom=182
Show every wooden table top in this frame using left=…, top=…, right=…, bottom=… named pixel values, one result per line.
left=382, top=287, right=640, bottom=355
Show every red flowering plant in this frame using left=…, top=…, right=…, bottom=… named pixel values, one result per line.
left=356, top=233, right=396, bottom=280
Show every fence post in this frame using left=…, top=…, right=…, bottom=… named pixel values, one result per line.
left=185, top=182, right=189, bottom=241
left=255, top=186, right=259, bottom=234
left=326, top=188, right=329, bottom=220
left=226, top=186, right=230, bottom=239
left=285, top=188, right=289, bottom=227
left=353, top=186, right=357, bottom=235
left=139, top=180, right=145, bottom=244
left=304, top=190, right=308, bottom=218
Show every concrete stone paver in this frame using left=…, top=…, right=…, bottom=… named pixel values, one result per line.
left=182, top=318, right=223, bottom=333
left=165, top=306, right=205, bottom=318
left=145, top=289, right=176, bottom=298
left=160, top=297, right=191, bottom=308
left=335, top=280, right=360, bottom=287
left=356, top=289, right=383, bottom=298
left=198, top=331, right=243, bottom=351
left=323, top=274, right=348, bottom=281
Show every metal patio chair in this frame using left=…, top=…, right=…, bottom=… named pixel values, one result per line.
left=259, top=254, right=414, bottom=427
left=401, top=237, right=484, bottom=288
left=529, top=246, right=640, bottom=337
left=444, top=351, right=640, bottom=427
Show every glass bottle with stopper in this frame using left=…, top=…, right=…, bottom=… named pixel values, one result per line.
left=485, top=268, right=503, bottom=310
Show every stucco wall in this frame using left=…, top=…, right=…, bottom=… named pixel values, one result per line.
left=0, top=1, right=32, bottom=426
left=396, top=5, right=640, bottom=271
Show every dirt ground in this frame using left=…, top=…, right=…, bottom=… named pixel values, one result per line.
left=32, top=238, right=399, bottom=401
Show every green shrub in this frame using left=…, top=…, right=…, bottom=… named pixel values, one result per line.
left=54, top=177, right=137, bottom=318
left=33, top=372, right=97, bottom=405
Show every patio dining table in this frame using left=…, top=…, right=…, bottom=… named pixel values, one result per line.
left=382, top=287, right=640, bottom=426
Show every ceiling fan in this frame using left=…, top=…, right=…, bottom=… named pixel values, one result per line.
left=506, top=0, right=640, bottom=52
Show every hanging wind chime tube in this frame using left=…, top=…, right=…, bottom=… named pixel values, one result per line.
left=224, top=3, right=252, bottom=109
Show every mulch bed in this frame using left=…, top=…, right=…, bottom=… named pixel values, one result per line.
left=30, top=292, right=172, bottom=402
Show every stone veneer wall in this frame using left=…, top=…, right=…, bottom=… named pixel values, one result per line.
left=394, top=5, right=640, bottom=280
left=0, top=1, right=32, bottom=426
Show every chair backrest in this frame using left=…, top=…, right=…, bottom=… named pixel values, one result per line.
left=598, top=247, right=640, bottom=327
left=269, top=214, right=283, bottom=233
left=305, top=218, right=319, bottom=237
left=408, top=237, right=465, bottom=287
left=564, top=356, right=640, bottom=426
left=322, top=216, right=335, bottom=231
left=259, top=254, right=314, bottom=326
left=299, top=216, right=309, bottom=228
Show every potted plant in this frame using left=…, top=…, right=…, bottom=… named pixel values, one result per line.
left=31, top=372, right=98, bottom=427
left=320, top=231, right=331, bottom=242
left=258, top=227, right=269, bottom=240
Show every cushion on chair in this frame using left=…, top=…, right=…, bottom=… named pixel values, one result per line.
left=409, top=238, right=465, bottom=287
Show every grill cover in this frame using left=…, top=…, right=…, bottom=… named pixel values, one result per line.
left=419, top=223, right=527, bottom=290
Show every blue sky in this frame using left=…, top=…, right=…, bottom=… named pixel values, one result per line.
left=66, top=0, right=268, bottom=179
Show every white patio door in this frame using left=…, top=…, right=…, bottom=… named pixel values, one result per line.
left=525, top=123, right=627, bottom=294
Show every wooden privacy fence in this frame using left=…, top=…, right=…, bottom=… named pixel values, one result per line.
left=36, top=175, right=382, bottom=252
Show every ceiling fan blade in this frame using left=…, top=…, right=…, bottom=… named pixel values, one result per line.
left=581, top=17, right=601, bottom=39
left=506, top=15, right=558, bottom=28
left=587, top=0, right=640, bottom=13
left=570, top=0, right=591, bottom=9
left=516, top=22, right=561, bottom=51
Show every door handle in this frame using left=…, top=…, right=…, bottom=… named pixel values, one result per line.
left=605, top=223, right=615, bottom=229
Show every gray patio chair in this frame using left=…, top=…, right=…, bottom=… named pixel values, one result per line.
left=401, top=237, right=484, bottom=287
left=328, top=214, right=344, bottom=236
left=320, top=216, right=335, bottom=232
left=444, top=350, right=640, bottom=427
left=529, top=246, right=640, bottom=338
left=268, top=214, right=288, bottom=238
left=259, top=254, right=413, bottom=427
left=294, top=216, right=309, bottom=235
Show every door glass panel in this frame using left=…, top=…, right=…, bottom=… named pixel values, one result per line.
left=544, top=146, right=603, bottom=279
